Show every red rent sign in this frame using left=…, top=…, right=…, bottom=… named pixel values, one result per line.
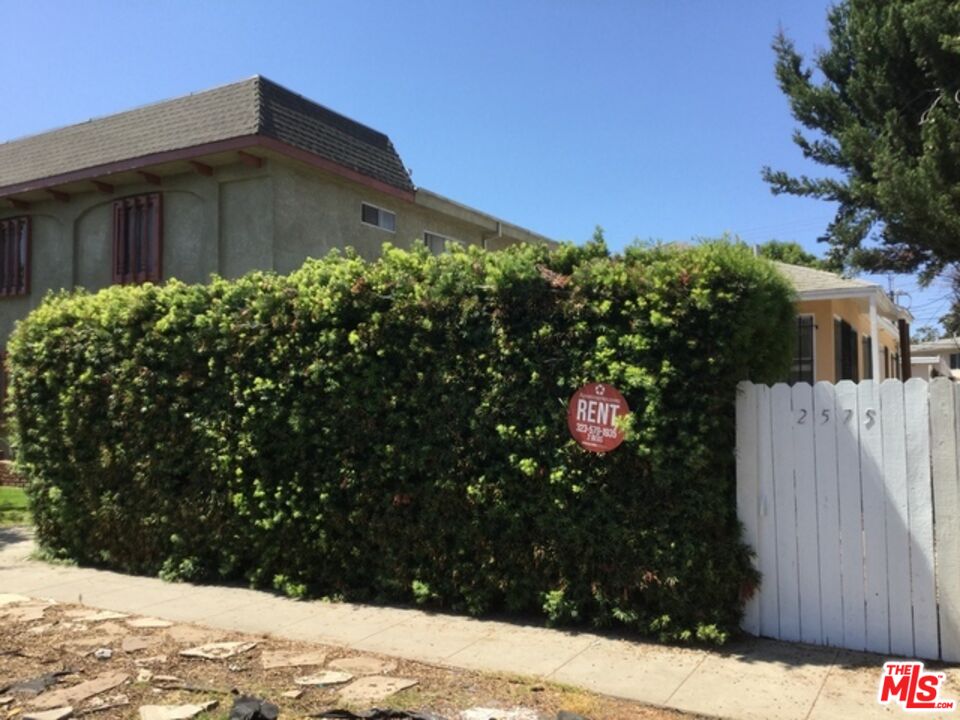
left=567, top=382, right=629, bottom=452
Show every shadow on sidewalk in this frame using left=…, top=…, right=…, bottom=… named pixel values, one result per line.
left=0, top=525, right=32, bottom=550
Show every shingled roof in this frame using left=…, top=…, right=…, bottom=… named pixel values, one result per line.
left=773, top=261, right=877, bottom=294
left=0, top=76, right=414, bottom=194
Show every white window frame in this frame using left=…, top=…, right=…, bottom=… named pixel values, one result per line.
left=360, top=202, right=396, bottom=233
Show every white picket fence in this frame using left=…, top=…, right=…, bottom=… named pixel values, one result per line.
left=736, top=377, right=960, bottom=661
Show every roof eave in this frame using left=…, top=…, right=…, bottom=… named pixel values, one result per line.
left=795, top=286, right=912, bottom=322
left=0, top=134, right=416, bottom=205
left=415, top=187, right=555, bottom=245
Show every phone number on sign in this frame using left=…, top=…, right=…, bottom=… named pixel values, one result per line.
left=575, top=423, right=619, bottom=440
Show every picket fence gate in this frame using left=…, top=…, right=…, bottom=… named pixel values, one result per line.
left=736, top=377, right=960, bottom=661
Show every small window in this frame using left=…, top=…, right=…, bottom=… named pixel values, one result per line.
left=423, top=231, right=464, bottom=255
left=789, top=315, right=815, bottom=385
left=0, top=216, right=30, bottom=297
left=113, top=194, right=162, bottom=284
left=361, top=202, right=395, bottom=232
left=951, top=352, right=960, bottom=370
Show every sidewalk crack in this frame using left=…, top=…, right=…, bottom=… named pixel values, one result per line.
left=544, top=638, right=599, bottom=678
left=352, top=618, right=409, bottom=645
left=803, top=648, right=839, bottom=720
left=663, top=652, right=708, bottom=705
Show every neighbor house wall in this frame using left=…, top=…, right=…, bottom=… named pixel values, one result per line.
left=796, top=296, right=902, bottom=383
left=0, top=154, right=540, bottom=348
left=0, top=160, right=269, bottom=345
left=271, top=159, right=489, bottom=272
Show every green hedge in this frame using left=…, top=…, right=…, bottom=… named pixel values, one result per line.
left=9, top=238, right=794, bottom=643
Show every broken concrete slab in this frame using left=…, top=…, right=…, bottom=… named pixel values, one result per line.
left=460, top=709, right=542, bottom=720
left=94, top=621, right=129, bottom=636
left=29, top=672, right=128, bottom=710
left=122, top=636, right=160, bottom=653
left=82, top=693, right=129, bottom=715
left=338, top=676, right=419, bottom=704
left=294, top=671, right=354, bottom=687
left=164, top=625, right=218, bottom=644
left=22, top=707, right=73, bottom=720
left=63, top=610, right=128, bottom=623
left=327, top=656, right=398, bottom=675
left=126, top=618, right=173, bottom=629
left=260, top=648, right=328, bottom=669
left=179, top=641, right=256, bottom=660
left=0, top=593, right=32, bottom=605
left=2, top=602, right=53, bottom=622
left=138, top=700, right=217, bottom=720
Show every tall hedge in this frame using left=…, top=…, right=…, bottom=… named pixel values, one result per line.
left=9, top=239, right=794, bottom=643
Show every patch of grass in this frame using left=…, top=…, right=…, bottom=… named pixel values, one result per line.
left=0, top=486, right=31, bottom=526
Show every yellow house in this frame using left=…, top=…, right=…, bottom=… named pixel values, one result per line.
left=774, top=262, right=913, bottom=384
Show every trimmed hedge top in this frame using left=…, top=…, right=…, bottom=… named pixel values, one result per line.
left=10, top=238, right=794, bottom=643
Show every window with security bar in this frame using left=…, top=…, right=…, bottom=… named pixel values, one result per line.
left=113, top=194, right=162, bottom=284
left=0, top=216, right=30, bottom=297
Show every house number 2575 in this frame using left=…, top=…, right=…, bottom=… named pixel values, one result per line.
left=798, top=409, right=874, bottom=426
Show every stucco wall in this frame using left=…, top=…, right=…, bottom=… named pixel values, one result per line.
left=0, top=154, right=539, bottom=348
left=271, top=161, right=489, bottom=271
left=0, top=163, right=262, bottom=346
left=220, top=177, right=274, bottom=278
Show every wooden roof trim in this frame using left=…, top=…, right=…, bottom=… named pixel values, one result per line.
left=0, top=134, right=416, bottom=203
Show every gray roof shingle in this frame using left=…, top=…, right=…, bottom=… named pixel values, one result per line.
left=773, top=261, right=878, bottom=294
left=0, top=76, right=414, bottom=193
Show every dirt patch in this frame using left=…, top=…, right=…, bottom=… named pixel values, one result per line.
left=0, top=598, right=699, bottom=719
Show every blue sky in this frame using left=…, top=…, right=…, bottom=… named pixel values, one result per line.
left=1, top=0, right=949, bottom=328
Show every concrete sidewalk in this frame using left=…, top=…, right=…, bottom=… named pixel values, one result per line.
left=0, top=527, right=950, bottom=719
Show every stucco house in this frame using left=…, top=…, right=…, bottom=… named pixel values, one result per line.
left=909, top=338, right=960, bottom=380
left=774, top=262, right=913, bottom=383
left=0, top=76, right=551, bottom=347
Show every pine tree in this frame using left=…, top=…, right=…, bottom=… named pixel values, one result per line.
left=764, top=0, right=960, bottom=284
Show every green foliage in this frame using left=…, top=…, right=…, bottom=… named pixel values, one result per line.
left=912, top=325, right=943, bottom=343
left=764, top=0, right=960, bottom=282
left=0, top=486, right=30, bottom=526
left=9, top=240, right=794, bottom=644
left=755, top=240, right=838, bottom=272
left=940, top=300, right=960, bottom=337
